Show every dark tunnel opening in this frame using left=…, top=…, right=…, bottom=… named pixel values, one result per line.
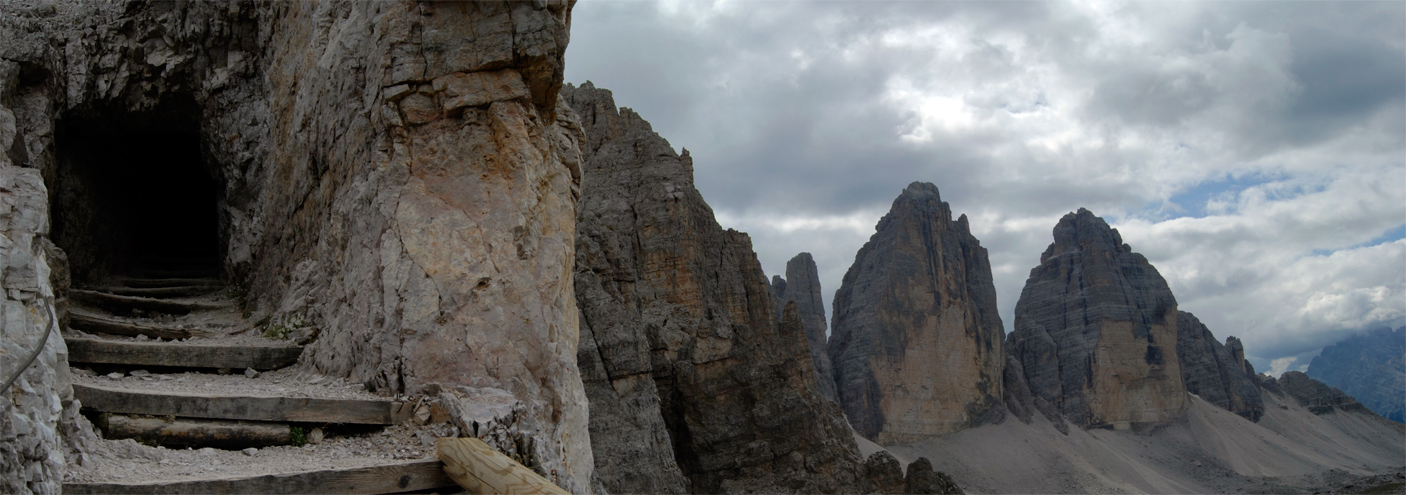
left=52, top=98, right=223, bottom=286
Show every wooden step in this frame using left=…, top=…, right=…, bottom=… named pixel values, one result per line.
left=66, top=338, right=301, bottom=370
left=439, top=437, right=568, bottom=494
left=91, top=285, right=224, bottom=298
left=71, top=289, right=231, bottom=315
left=63, top=459, right=455, bottom=494
left=95, top=414, right=292, bottom=449
left=132, top=267, right=221, bottom=279
left=74, top=383, right=413, bottom=425
left=118, top=277, right=223, bottom=289
left=68, top=310, right=209, bottom=340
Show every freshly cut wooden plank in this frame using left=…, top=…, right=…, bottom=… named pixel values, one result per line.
left=71, top=289, right=231, bottom=314
left=63, top=459, right=454, bottom=494
left=68, top=310, right=205, bottom=340
left=98, top=414, right=292, bottom=449
left=74, top=383, right=410, bottom=425
left=438, top=437, right=569, bottom=494
left=94, top=285, right=224, bottom=298
left=117, top=277, right=223, bottom=289
left=65, top=338, right=301, bottom=370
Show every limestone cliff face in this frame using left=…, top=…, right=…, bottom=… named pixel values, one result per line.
left=1175, top=311, right=1264, bottom=421
left=565, top=82, right=874, bottom=493
left=1007, top=208, right=1187, bottom=430
left=0, top=151, right=67, bottom=493
left=829, top=182, right=1005, bottom=444
left=1, top=1, right=594, bottom=490
left=1307, top=327, right=1405, bottom=423
left=771, top=252, right=839, bottom=402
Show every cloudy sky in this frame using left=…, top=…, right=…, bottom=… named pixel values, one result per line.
left=563, top=0, right=1405, bottom=375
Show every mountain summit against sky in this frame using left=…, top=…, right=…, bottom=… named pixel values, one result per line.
left=1307, top=327, right=1405, bottom=422
left=829, top=182, right=1005, bottom=443
left=1007, top=208, right=1187, bottom=430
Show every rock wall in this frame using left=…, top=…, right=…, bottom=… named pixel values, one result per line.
left=565, top=82, right=873, bottom=493
left=1007, top=208, right=1187, bottom=430
left=1307, top=327, right=1405, bottom=422
left=1175, top=311, right=1263, bottom=421
left=0, top=136, right=67, bottom=494
left=1, top=1, right=594, bottom=490
left=829, top=182, right=1005, bottom=444
left=2, top=5, right=95, bottom=492
left=1277, top=371, right=1371, bottom=416
left=770, top=252, right=839, bottom=402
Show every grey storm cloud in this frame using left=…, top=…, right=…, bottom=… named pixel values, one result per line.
left=565, top=0, right=1406, bottom=374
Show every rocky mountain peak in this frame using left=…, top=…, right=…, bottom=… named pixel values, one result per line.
left=1175, top=311, right=1265, bottom=421
left=1307, top=327, right=1405, bottom=422
left=1043, top=207, right=1131, bottom=263
left=899, top=180, right=942, bottom=200
left=771, top=252, right=839, bottom=402
left=1007, top=208, right=1187, bottom=430
left=565, top=83, right=879, bottom=493
left=830, top=182, right=1005, bottom=444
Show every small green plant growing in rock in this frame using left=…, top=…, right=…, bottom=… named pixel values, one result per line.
left=261, top=314, right=307, bottom=341
left=289, top=426, right=308, bottom=446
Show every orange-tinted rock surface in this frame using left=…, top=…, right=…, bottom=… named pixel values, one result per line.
left=829, top=182, right=1005, bottom=444
left=1007, top=208, right=1187, bottom=430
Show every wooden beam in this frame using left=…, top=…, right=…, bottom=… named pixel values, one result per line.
left=74, top=383, right=411, bottom=425
left=93, top=285, right=224, bottom=298
left=139, top=269, right=219, bottom=277
left=97, top=414, right=292, bottom=449
left=68, top=310, right=205, bottom=340
left=437, top=437, right=569, bottom=494
left=116, top=277, right=222, bottom=289
left=66, top=337, right=301, bottom=370
left=71, top=289, right=232, bottom=315
left=63, top=459, right=455, bottom=494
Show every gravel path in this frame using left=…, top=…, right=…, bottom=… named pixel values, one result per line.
left=71, top=366, right=385, bottom=402
left=65, top=423, right=459, bottom=484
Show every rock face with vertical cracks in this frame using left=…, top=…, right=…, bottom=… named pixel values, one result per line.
left=1, top=1, right=594, bottom=490
left=1007, top=208, right=1187, bottom=430
left=770, top=252, right=839, bottom=402
left=829, top=182, right=1006, bottom=444
left=1175, top=311, right=1264, bottom=421
left=564, top=82, right=874, bottom=494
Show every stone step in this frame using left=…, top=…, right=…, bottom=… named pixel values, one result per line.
left=90, top=285, right=225, bottom=298
left=63, top=459, right=455, bottom=494
left=94, top=414, right=293, bottom=450
left=71, top=289, right=231, bottom=315
left=74, top=383, right=413, bottom=425
left=117, top=277, right=224, bottom=289
left=65, top=337, right=301, bottom=370
left=68, top=309, right=209, bottom=340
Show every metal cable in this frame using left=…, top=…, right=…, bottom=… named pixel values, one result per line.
left=2, top=298, right=57, bottom=394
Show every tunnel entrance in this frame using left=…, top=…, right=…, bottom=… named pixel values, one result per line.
left=52, top=98, right=222, bottom=286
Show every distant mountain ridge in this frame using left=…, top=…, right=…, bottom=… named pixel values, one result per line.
left=1307, top=327, right=1405, bottom=422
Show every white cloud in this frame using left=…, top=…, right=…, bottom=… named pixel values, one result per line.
left=566, top=0, right=1406, bottom=365
left=1268, top=357, right=1299, bottom=377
